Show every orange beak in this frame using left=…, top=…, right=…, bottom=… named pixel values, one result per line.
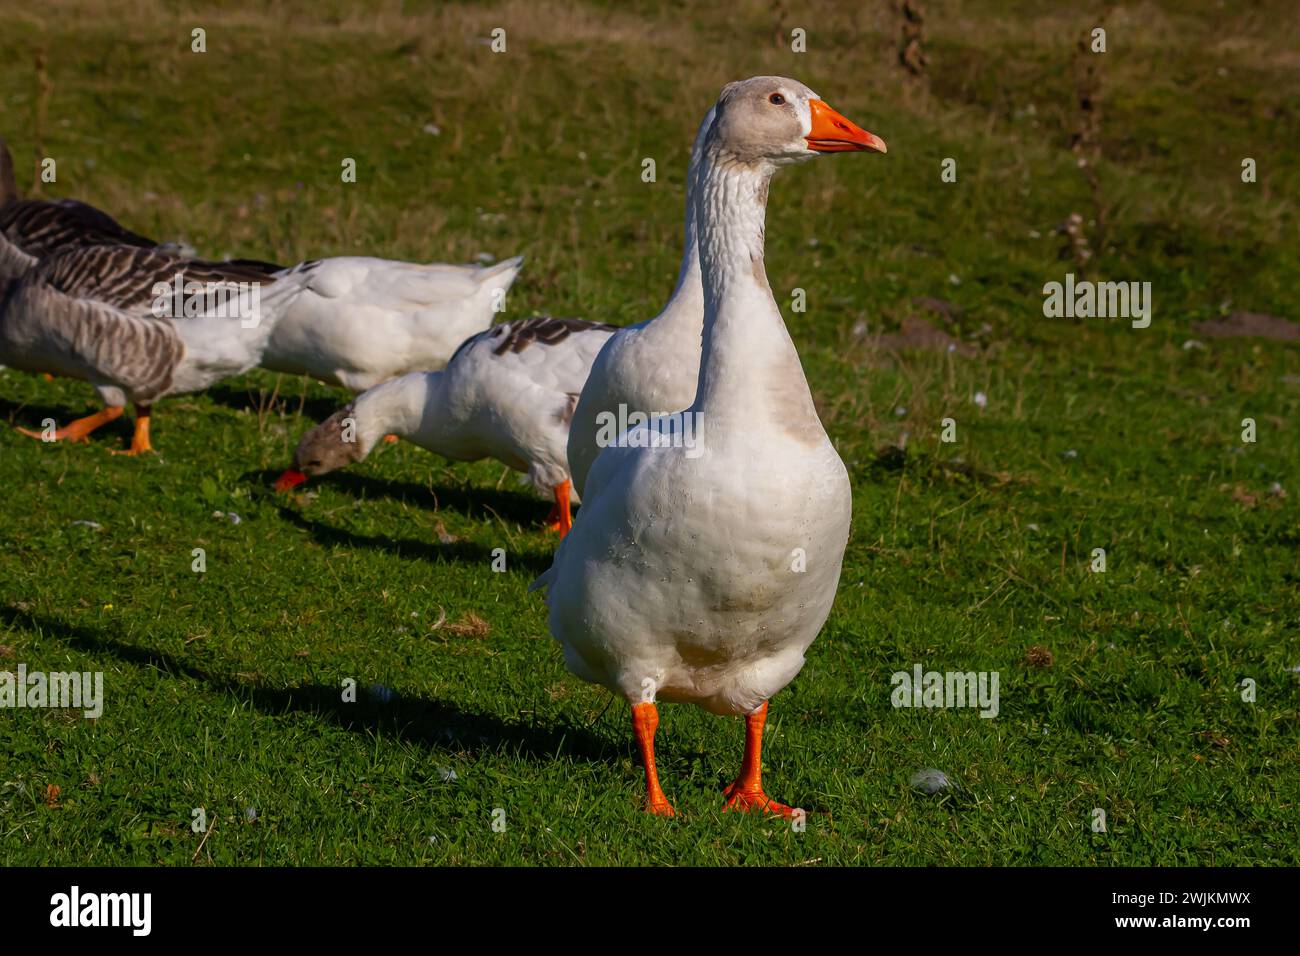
left=274, top=469, right=307, bottom=492
left=806, top=100, right=887, bottom=153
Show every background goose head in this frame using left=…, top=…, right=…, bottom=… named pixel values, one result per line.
left=705, top=75, right=886, bottom=168
left=276, top=404, right=371, bottom=490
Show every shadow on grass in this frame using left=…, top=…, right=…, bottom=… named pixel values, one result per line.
left=273, top=504, right=556, bottom=576
left=205, top=383, right=344, bottom=424
left=243, top=467, right=558, bottom=566
left=0, top=604, right=617, bottom=766
left=308, top=469, right=549, bottom=527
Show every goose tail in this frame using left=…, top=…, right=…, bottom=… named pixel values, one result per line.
left=473, top=255, right=524, bottom=301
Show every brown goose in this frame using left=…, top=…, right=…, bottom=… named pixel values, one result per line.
left=0, top=234, right=313, bottom=453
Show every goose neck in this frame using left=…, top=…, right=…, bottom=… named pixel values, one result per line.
left=695, top=153, right=773, bottom=308
left=354, top=372, right=445, bottom=450
left=691, top=149, right=822, bottom=439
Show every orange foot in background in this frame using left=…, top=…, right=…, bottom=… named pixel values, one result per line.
left=15, top=406, right=125, bottom=444
left=108, top=408, right=154, bottom=456
left=543, top=479, right=573, bottom=537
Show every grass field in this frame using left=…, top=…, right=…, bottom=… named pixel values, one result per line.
left=1, top=0, right=1297, bottom=865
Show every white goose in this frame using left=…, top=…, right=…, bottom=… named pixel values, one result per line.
left=274, top=314, right=617, bottom=534
left=532, top=77, right=885, bottom=815
left=0, top=235, right=313, bottom=453
left=260, top=255, right=525, bottom=391
left=565, top=106, right=713, bottom=497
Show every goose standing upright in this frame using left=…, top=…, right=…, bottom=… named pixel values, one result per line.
left=274, top=314, right=617, bottom=534
left=532, top=77, right=885, bottom=815
left=565, top=106, right=713, bottom=497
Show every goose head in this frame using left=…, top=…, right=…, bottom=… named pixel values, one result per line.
left=706, top=76, right=886, bottom=168
left=274, top=405, right=369, bottom=491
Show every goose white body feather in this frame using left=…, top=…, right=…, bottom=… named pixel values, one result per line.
left=536, top=79, right=856, bottom=718
left=262, top=255, right=523, bottom=391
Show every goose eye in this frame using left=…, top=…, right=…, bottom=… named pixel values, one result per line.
left=769, top=93, right=785, bottom=105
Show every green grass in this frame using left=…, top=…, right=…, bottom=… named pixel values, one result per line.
left=0, top=0, right=1297, bottom=865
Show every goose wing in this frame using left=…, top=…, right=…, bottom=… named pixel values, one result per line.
left=294, top=256, right=510, bottom=312
left=32, top=244, right=292, bottom=317
left=458, top=315, right=618, bottom=394
left=0, top=268, right=183, bottom=403
left=0, top=198, right=156, bottom=259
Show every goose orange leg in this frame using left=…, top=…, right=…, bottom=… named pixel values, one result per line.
left=631, top=701, right=675, bottom=816
left=16, top=405, right=124, bottom=443
left=723, top=702, right=795, bottom=816
left=109, top=405, right=154, bottom=456
left=543, top=479, right=573, bottom=537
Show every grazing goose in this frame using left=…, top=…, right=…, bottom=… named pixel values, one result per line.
left=3, top=140, right=518, bottom=387
left=0, top=236, right=313, bottom=453
left=565, top=107, right=714, bottom=498
left=260, top=255, right=525, bottom=391
left=0, top=138, right=157, bottom=264
left=274, top=314, right=617, bottom=534
left=531, top=77, right=885, bottom=815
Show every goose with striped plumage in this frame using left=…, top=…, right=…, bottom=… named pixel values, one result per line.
left=2, top=138, right=524, bottom=390
left=274, top=314, right=616, bottom=535
left=0, top=138, right=157, bottom=268
left=0, top=234, right=314, bottom=453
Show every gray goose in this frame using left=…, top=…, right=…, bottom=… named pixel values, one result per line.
left=1, top=138, right=282, bottom=278
left=0, top=233, right=313, bottom=453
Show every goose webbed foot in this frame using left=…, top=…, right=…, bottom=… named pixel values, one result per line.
left=722, top=701, right=796, bottom=817
left=543, top=479, right=573, bottom=537
left=16, top=406, right=125, bottom=444
left=108, top=407, right=154, bottom=456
